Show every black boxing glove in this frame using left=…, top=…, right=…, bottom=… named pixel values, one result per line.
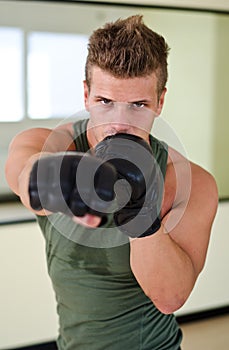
left=95, top=134, right=164, bottom=238
left=29, top=152, right=117, bottom=217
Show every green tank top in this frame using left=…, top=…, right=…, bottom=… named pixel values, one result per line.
left=37, top=119, right=182, bottom=350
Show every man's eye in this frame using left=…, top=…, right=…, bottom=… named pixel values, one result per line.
left=132, top=102, right=145, bottom=108
left=101, top=98, right=113, bottom=106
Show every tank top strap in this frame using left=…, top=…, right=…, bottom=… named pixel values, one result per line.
left=149, top=134, right=168, bottom=180
left=72, top=119, right=90, bottom=152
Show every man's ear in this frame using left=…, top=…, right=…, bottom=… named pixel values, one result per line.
left=83, top=80, right=89, bottom=111
left=156, top=88, right=167, bottom=116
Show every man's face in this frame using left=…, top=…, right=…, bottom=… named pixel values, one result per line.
left=84, top=66, right=166, bottom=147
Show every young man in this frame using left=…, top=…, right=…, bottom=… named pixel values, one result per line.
left=5, top=15, right=218, bottom=349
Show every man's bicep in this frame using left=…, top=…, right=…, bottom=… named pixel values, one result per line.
left=12, top=123, right=76, bottom=153
left=162, top=167, right=218, bottom=275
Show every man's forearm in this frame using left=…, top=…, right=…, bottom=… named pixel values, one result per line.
left=5, top=126, right=75, bottom=204
left=130, top=228, right=197, bottom=314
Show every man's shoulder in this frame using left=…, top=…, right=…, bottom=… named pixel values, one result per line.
left=189, top=162, right=218, bottom=206
left=55, top=121, right=75, bottom=135
left=167, top=145, right=217, bottom=192
left=163, top=146, right=218, bottom=217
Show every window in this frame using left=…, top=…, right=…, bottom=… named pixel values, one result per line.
left=0, top=27, right=24, bottom=121
left=28, top=32, right=88, bottom=119
left=0, top=27, right=88, bottom=121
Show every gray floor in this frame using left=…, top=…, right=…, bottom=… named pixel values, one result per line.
left=180, top=314, right=229, bottom=349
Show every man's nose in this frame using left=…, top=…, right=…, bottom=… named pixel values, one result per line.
left=110, top=104, right=131, bottom=132
left=110, top=122, right=130, bottom=134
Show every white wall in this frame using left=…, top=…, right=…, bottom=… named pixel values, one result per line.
left=0, top=201, right=228, bottom=349
left=0, top=220, right=58, bottom=349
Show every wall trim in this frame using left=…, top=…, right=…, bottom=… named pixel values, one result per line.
left=176, top=305, right=229, bottom=324
left=5, top=0, right=229, bottom=15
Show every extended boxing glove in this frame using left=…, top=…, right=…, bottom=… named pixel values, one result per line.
left=95, top=133, right=164, bottom=238
left=29, top=152, right=117, bottom=217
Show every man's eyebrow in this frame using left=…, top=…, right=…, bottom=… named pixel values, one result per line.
left=94, top=96, right=152, bottom=103
left=128, top=99, right=152, bottom=104
left=94, top=95, right=112, bottom=100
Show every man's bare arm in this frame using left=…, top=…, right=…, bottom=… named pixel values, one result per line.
left=130, top=156, right=218, bottom=314
left=5, top=124, right=75, bottom=213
